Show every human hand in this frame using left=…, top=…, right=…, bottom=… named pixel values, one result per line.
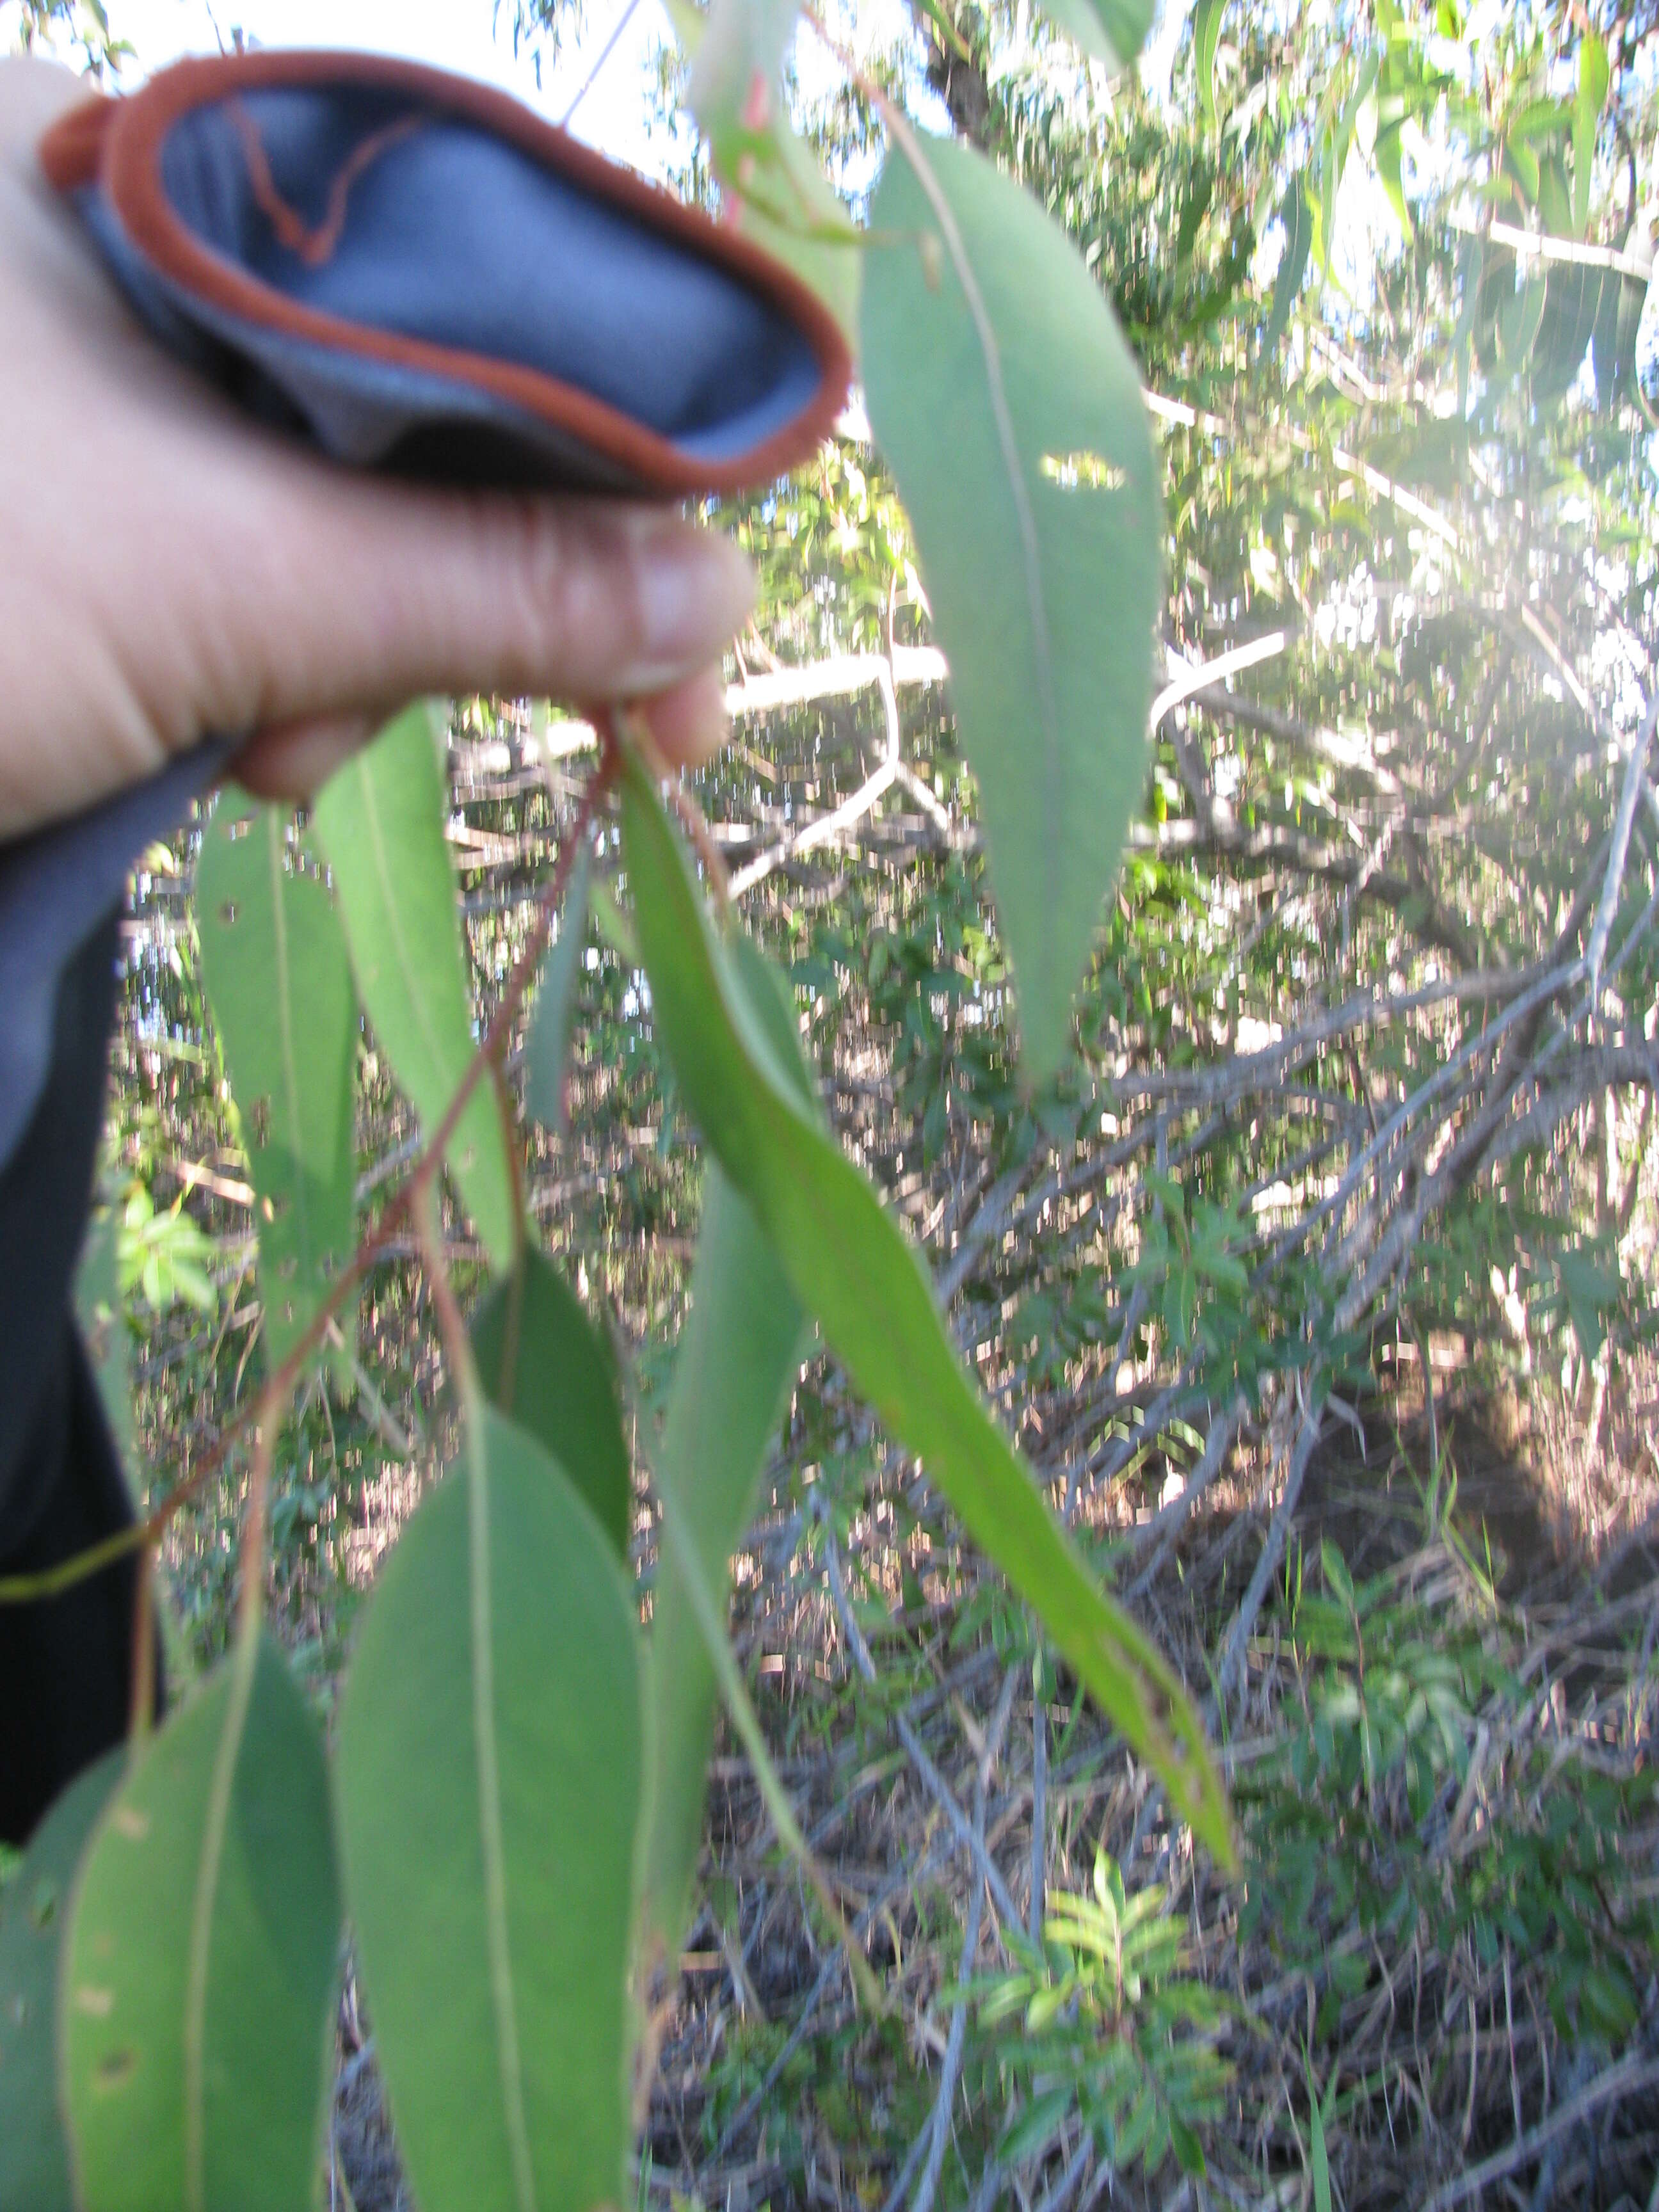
left=0, top=57, right=753, bottom=842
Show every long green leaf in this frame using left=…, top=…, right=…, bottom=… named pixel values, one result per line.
left=335, top=1405, right=643, bottom=2212
left=312, top=704, right=517, bottom=1272
left=621, top=758, right=1234, bottom=1866
left=0, top=1751, right=122, bottom=2210
left=645, top=1167, right=806, bottom=1953
left=1305, top=2052, right=1332, bottom=2212
left=862, top=134, right=1162, bottom=1083
left=1531, top=259, right=1607, bottom=401
left=651, top=1429, right=884, bottom=2014
left=196, top=796, right=358, bottom=1370
left=74, top=1205, right=139, bottom=1478
left=1194, top=0, right=1223, bottom=126
left=1265, top=171, right=1314, bottom=358
left=676, top=0, right=862, bottom=342
left=1036, top=0, right=1154, bottom=74
left=471, top=1242, right=632, bottom=1560
left=61, top=1636, right=341, bottom=2212
left=1588, top=249, right=1649, bottom=415
left=1498, top=268, right=1550, bottom=386
left=1373, top=119, right=1412, bottom=240
left=1572, top=29, right=1609, bottom=236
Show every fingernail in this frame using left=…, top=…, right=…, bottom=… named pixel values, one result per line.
left=632, top=527, right=754, bottom=682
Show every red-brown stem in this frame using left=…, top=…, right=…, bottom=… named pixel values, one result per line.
left=619, top=704, right=732, bottom=918
left=0, top=738, right=618, bottom=1608
left=401, top=716, right=620, bottom=1206
left=412, top=1180, right=483, bottom=1432
left=127, top=1542, right=155, bottom=1745
left=239, top=1376, right=284, bottom=1641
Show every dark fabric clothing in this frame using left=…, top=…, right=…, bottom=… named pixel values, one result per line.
left=0, top=746, right=221, bottom=1844
left=0, top=1327, right=145, bottom=1843
left=0, top=743, right=227, bottom=1172
left=0, top=916, right=122, bottom=1555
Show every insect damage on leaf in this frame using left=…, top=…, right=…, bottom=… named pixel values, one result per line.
left=1040, top=451, right=1128, bottom=491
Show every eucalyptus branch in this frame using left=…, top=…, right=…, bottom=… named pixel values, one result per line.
left=0, top=737, right=616, bottom=1608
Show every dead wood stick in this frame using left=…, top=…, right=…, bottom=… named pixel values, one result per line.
left=823, top=1527, right=1023, bottom=1933
left=1421, top=2049, right=1659, bottom=2211
left=906, top=1669, right=1017, bottom=2212
left=1215, top=1397, right=1327, bottom=1710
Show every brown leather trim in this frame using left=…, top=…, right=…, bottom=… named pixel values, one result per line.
left=88, top=49, right=853, bottom=495
left=38, top=93, right=115, bottom=195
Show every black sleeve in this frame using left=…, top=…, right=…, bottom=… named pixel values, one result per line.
left=0, top=743, right=223, bottom=1844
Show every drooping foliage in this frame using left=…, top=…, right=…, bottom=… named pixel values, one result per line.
left=8, top=0, right=1659, bottom=2205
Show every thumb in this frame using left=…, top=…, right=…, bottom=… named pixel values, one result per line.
left=229, top=662, right=737, bottom=801
left=167, top=466, right=756, bottom=735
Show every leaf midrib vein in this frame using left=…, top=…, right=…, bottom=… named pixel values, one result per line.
left=183, top=1628, right=260, bottom=2212
left=266, top=816, right=313, bottom=1294
left=899, top=138, right=1061, bottom=986
left=357, top=766, right=462, bottom=1129
left=469, top=1418, right=538, bottom=2212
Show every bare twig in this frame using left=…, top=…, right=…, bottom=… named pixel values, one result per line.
left=1215, top=1396, right=1326, bottom=1710
left=1587, top=690, right=1659, bottom=998
left=822, top=1525, right=1023, bottom=1932
left=908, top=1671, right=1016, bottom=2212
left=1422, top=2050, right=1659, bottom=2211
left=1128, top=1395, right=1249, bottom=1596
left=0, top=741, right=614, bottom=1606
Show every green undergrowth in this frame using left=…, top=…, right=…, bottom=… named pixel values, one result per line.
left=1241, top=1527, right=1659, bottom=2052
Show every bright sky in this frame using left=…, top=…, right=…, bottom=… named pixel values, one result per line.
left=7, top=0, right=952, bottom=178
left=3, top=0, right=682, bottom=171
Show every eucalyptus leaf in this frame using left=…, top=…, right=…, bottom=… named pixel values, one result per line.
left=74, top=1205, right=138, bottom=1479
left=621, top=757, right=1234, bottom=1865
left=524, top=845, right=591, bottom=1137
left=312, top=704, right=517, bottom=1272
left=196, top=796, right=358, bottom=1370
left=335, top=1404, right=643, bottom=2212
left=678, top=0, right=861, bottom=340
left=471, top=1241, right=631, bottom=1559
left=0, top=1751, right=122, bottom=2211
left=645, top=1167, right=806, bottom=1953
left=1373, top=120, right=1411, bottom=240
left=1036, top=0, right=1153, bottom=74
left=1194, top=0, right=1223, bottom=126
left=1572, top=29, right=1609, bottom=236
left=1536, top=151, right=1574, bottom=243
left=61, top=1635, right=341, bottom=2212
left=1265, top=171, right=1314, bottom=358
left=1591, top=262, right=1648, bottom=414
left=1498, top=269, right=1550, bottom=385
left=650, top=1421, right=885, bottom=2016
left=590, top=875, right=639, bottom=967
left=862, top=134, right=1162, bottom=1082
left=1557, top=1245, right=1621, bottom=1368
